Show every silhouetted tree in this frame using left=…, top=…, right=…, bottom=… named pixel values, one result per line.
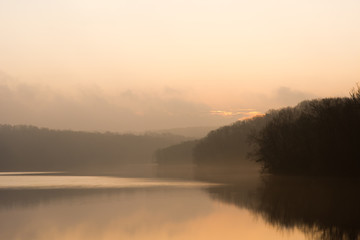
left=253, top=86, right=360, bottom=176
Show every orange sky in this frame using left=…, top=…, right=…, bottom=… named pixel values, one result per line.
left=0, top=0, right=359, bottom=131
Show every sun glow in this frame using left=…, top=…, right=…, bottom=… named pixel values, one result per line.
left=238, top=112, right=265, bottom=121
left=210, top=109, right=264, bottom=120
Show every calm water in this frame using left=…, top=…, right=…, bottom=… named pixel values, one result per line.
left=0, top=172, right=359, bottom=240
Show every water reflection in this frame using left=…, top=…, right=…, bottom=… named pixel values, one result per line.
left=0, top=173, right=308, bottom=240
left=0, top=174, right=215, bottom=189
left=208, top=176, right=360, bottom=240
left=0, top=188, right=213, bottom=240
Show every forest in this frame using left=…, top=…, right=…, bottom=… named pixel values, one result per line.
left=254, top=96, right=360, bottom=176
left=156, top=86, right=360, bottom=177
left=2, top=87, right=360, bottom=176
left=0, top=125, right=188, bottom=172
left=154, top=116, right=270, bottom=167
left=155, top=140, right=198, bottom=165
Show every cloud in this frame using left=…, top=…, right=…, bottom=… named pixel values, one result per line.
left=1, top=72, right=315, bottom=132
left=163, top=86, right=183, bottom=97
left=240, top=86, right=317, bottom=113
left=237, top=111, right=264, bottom=120
left=210, top=109, right=264, bottom=121
left=0, top=76, right=236, bottom=132
left=274, top=87, right=315, bottom=106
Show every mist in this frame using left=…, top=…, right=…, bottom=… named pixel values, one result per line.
left=0, top=74, right=232, bottom=132
left=0, top=72, right=321, bottom=133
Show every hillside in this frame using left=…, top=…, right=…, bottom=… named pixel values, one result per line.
left=0, top=125, right=189, bottom=172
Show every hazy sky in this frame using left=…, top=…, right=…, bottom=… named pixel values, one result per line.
left=0, top=0, right=359, bottom=131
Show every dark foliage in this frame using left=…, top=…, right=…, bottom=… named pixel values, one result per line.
left=154, top=140, right=198, bottom=165
left=193, top=116, right=269, bottom=165
left=156, top=86, right=360, bottom=176
left=253, top=89, right=360, bottom=176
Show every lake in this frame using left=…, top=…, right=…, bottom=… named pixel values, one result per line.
left=0, top=172, right=359, bottom=240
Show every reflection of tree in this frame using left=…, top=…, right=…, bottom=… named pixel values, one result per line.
left=208, top=176, right=360, bottom=240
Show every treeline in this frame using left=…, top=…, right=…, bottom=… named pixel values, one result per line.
left=155, top=140, right=198, bottom=165
left=155, top=86, right=360, bottom=177
left=254, top=93, right=360, bottom=176
left=193, top=116, right=269, bottom=165
left=154, top=115, right=270, bottom=168
left=0, top=125, right=188, bottom=172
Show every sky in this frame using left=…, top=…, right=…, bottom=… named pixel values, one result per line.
left=0, top=0, right=359, bottom=132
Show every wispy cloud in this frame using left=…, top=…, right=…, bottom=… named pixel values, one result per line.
left=210, top=109, right=264, bottom=120
left=237, top=111, right=264, bottom=120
